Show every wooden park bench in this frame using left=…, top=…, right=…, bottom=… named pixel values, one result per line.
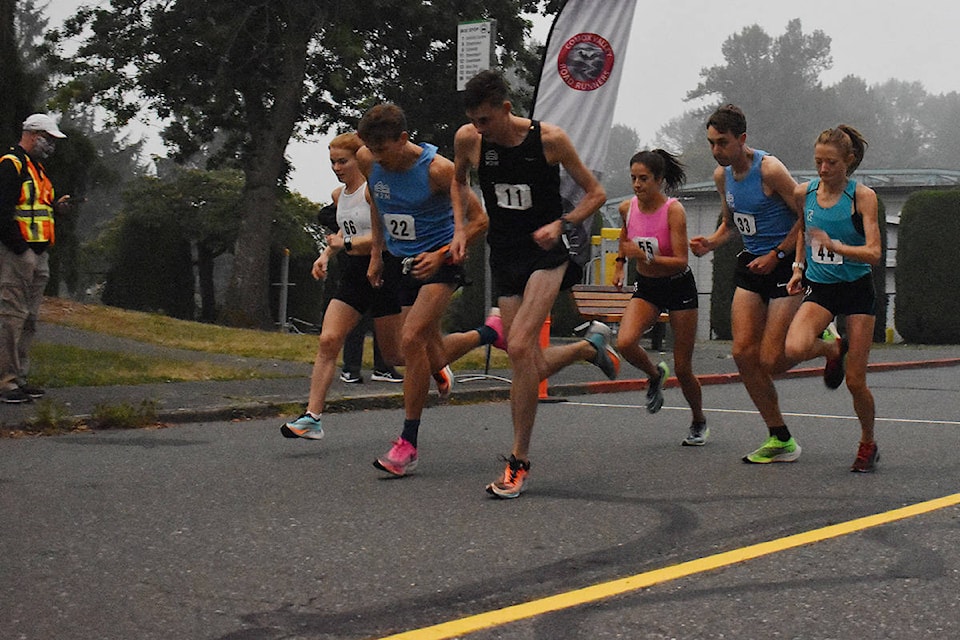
left=570, top=284, right=670, bottom=351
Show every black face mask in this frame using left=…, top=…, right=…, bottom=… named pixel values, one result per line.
left=33, top=136, right=56, bottom=159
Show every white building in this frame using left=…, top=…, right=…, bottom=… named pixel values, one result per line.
left=594, top=169, right=960, bottom=341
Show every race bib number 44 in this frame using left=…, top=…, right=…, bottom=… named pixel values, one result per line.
left=811, top=239, right=843, bottom=265
left=383, top=213, right=417, bottom=240
left=494, top=183, right=533, bottom=211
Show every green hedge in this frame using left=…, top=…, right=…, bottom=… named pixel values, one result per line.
left=101, top=217, right=195, bottom=319
left=709, top=217, right=742, bottom=340
left=895, top=189, right=960, bottom=344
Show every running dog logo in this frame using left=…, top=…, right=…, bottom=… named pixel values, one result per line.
left=557, top=33, right=615, bottom=91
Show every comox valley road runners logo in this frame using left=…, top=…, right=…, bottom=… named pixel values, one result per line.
left=557, top=32, right=615, bottom=91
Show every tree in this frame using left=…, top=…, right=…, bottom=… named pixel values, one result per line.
left=47, top=0, right=553, bottom=328
left=97, top=167, right=319, bottom=321
left=600, top=123, right=640, bottom=204
left=1, top=0, right=43, bottom=139
left=685, top=19, right=832, bottom=168
left=921, top=91, right=960, bottom=169
left=654, top=109, right=716, bottom=184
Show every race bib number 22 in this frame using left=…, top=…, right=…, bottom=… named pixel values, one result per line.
left=383, top=213, right=417, bottom=240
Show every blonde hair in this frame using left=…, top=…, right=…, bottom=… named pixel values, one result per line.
left=329, top=132, right=362, bottom=154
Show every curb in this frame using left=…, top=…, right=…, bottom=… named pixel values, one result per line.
left=161, top=357, right=960, bottom=425
left=9, top=358, right=959, bottom=432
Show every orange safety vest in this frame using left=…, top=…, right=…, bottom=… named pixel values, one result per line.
left=1, top=152, right=55, bottom=245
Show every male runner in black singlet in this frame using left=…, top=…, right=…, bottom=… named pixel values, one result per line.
left=451, top=70, right=619, bottom=499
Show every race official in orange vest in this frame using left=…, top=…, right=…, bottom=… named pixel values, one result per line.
left=0, top=114, right=70, bottom=403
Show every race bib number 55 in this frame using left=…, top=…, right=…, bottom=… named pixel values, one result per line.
left=633, top=236, right=660, bottom=260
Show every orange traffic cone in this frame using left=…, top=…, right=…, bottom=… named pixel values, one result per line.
left=538, top=314, right=551, bottom=400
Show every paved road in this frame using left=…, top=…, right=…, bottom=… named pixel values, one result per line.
left=3, top=363, right=960, bottom=639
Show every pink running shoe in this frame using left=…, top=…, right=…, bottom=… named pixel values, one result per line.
left=373, top=437, right=418, bottom=476
left=484, top=310, right=507, bottom=350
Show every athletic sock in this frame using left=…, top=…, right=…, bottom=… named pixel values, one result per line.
left=401, top=419, right=421, bottom=448
left=769, top=425, right=792, bottom=442
left=476, top=325, right=498, bottom=346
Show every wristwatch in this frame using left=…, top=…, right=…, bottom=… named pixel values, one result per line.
left=773, top=247, right=786, bottom=260
left=343, top=236, right=353, bottom=252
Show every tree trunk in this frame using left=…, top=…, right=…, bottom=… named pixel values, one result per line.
left=221, top=6, right=316, bottom=328
left=196, top=242, right=217, bottom=323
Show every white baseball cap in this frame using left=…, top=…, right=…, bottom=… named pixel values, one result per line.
left=22, top=114, right=67, bottom=139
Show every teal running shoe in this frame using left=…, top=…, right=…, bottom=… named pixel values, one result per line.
left=584, top=322, right=620, bottom=380
left=646, top=361, right=669, bottom=413
left=280, top=413, right=324, bottom=440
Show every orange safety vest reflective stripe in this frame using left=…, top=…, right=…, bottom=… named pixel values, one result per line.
left=1, top=152, right=55, bottom=245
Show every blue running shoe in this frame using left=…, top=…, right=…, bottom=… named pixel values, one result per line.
left=280, top=413, right=324, bottom=440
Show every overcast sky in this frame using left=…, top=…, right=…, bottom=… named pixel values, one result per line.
left=46, top=1, right=960, bottom=204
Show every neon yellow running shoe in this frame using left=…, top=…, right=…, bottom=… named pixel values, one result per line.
left=742, top=435, right=801, bottom=463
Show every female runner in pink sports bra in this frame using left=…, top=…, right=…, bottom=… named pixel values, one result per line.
left=614, top=149, right=708, bottom=446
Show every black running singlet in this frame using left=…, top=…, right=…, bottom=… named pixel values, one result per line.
left=478, top=121, right=563, bottom=254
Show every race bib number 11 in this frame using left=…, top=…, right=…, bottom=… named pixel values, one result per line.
left=494, top=183, right=533, bottom=211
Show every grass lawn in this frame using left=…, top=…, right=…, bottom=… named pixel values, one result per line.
left=34, top=298, right=511, bottom=387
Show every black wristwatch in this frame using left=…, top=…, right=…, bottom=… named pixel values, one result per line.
left=773, top=247, right=786, bottom=260
left=343, top=236, right=353, bottom=252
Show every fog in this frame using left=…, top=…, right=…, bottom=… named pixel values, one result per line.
left=44, top=0, right=960, bottom=204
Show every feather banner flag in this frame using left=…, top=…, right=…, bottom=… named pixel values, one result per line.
left=531, top=0, right=638, bottom=263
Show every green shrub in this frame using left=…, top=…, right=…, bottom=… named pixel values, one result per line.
left=895, top=189, right=960, bottom=344
left=709, top=217, right=742, bottom=341
left=25, top=399, right=82, bottom=434
left=101, top=214, right=195, bottom=319
left=90, top=400, right=159, bottom=430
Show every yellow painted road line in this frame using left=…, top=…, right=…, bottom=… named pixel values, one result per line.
left=378, top=493, right=960, bottom=640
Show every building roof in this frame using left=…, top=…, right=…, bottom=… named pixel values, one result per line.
left=676, top=168, right=960, bottom=194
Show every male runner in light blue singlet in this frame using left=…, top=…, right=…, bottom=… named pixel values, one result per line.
left=689, top=104, right=804, bottom=464
left=358, top=104, right=492, bottom=478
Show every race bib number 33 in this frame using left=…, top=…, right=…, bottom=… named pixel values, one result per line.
left=732, top=211, right=757, bottom=236
left=494, top=183, right=533, bottom=211
left=383, top=213, right=417, bottom=241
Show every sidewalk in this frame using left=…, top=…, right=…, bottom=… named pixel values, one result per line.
left=2, top=322, right=960, bottom=430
